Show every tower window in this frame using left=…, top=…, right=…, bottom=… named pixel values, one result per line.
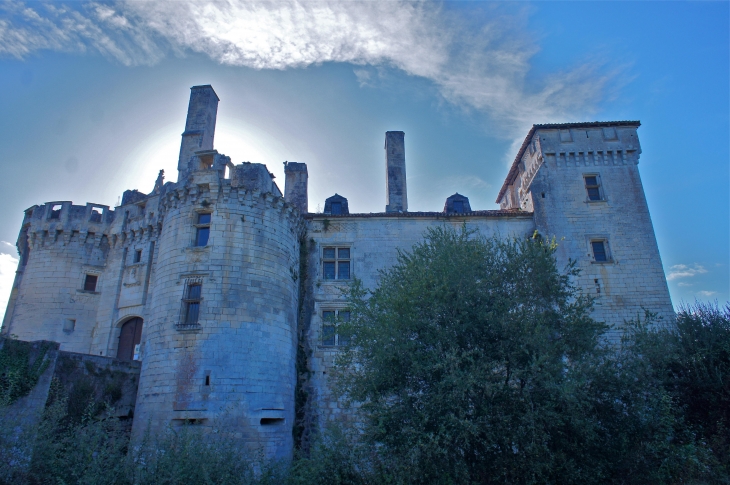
left=134, top=249, right=142, bottom=263
left=323, top=247, right=351, bottom=280
left=83, top=274, right=98, bottom=292
left=331, top=202, right=342, bottom=215
left=591, top=240, right=608, bottom=262
left=181, top=281, right=202, bottom=326
left=584, top=175, right=602, bottom=201
left=194, top=213, right=211, bottom=246
left=321, top=310, right=351, bottom=346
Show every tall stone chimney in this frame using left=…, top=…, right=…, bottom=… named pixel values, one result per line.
left=385, top=131, right=407, bottom=212
left=284, top=162, right=308, bottom=213
left=178, top=85, right=219, bottom=181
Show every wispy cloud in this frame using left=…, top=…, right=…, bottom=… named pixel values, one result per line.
left=0, top=0, right=622, bottom=139
left=697, top=290, right=717, bottom=298
left=667, top=264, right=708, bottom=281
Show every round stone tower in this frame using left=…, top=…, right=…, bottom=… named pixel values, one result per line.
left=132, top=86, right=303, bottom=460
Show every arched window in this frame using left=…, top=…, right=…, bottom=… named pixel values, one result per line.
left=117, top=317, right=143, bottom=361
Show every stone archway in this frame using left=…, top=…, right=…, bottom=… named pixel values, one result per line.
left=117, top=317, right=143, bottom=361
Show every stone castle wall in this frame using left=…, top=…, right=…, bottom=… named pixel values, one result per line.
left=510, top=124, right=675, bottom=338
left=132, top=167, right=302, bottom=460
left=303, top=213, right=535, bottom=426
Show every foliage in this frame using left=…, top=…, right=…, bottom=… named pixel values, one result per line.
left=624, top=303, right=730, bottom=481
left=0, top=339, right=51, bottom=407
left=334, top=226, right=718, bottom=484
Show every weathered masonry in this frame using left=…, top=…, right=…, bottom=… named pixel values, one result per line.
left=1, top=85, right=674, bottom=459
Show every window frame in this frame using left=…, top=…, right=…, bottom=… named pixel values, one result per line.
left=320, top=309, right=352, bottom=347
left=588, top=238, right=612, bottom=264
left=322, top=245, right=352, bottom=281
left=133, top=249, right=142, bottom=264
left=83, top=273, right=98, bottom=292
left=193, top=211, right=212, bottom=247
left=179, top=278, right=204, bottom=329
left=583, top=173, right=605, bottom=202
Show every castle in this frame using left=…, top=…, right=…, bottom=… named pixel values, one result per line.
left=1, top=85, right=674, bottom=459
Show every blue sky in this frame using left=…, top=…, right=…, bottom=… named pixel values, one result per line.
left=0, top=1, right=727, bottom=313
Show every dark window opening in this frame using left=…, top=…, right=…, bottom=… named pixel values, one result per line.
left=84, top=274, right=98, bottom=292
left=331, top=202, right=342, bottom=215
left=322, top=310, right=351, bottom=346
left=323, top=247, right=351, bottom=280
left=49, top=204, right=62, bottom=219
left=260, top=418, right=285, bottom=425
left=182, top=282, right=202, bottom=326
left=117, top=317, right=143, bottom=361
left=134, top=249, right=142, bottom=263
left=594, top=279, right=601, bottom=294
left=453, top=200, right=464, bottom=213
left=195, top=213, right=211, bottom=246
left=541, top=193, right=545, bottom=198
left=205, top=375, right=210, bottom=386
left=90, top=208, right=102, bottom=223
left=591, top=241, right=608, bottom=262
left=584, top=176, right=602, bottom=201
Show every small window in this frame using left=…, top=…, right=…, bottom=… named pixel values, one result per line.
left=49, top=204, right=62, bottom=219
left=584, top=175, right=602, bottom=201
left=321, top=310, right=351, bottom=346
left=331, top=202, right=342, bottom=215
left=63, top=319, right=76, bottom=333
left=84, top=274, right=98, bottom=292
left=90, top=207, right=102, bottom=223
left=323, top=247, right=351, bottom=280
left=181, top=281, right=202, bottom=326
left=134, top=249, right=142, bottom=263
left=453, top=200, right=464, bottom=213
left=591, top=240, right=608, bottom=262
left=195, top=213, right=211, bottom=247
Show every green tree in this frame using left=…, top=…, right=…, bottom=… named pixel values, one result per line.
left=335, top=226, right=711, bottom=484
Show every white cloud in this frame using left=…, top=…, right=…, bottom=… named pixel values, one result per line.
left=0, top=0, right=621, bottom=141
left=0, top=253, right=19, bottom=320
left=697, top=290, right=717, bottom=298
left=667, top=264, right=708, bottom=281
left=0, top=241, right=17, bottom=257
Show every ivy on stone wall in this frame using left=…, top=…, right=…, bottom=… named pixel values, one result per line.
left=0, top=339, right=51, bottom=407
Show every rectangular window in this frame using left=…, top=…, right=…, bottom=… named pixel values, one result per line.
left=182, top=281, right=202, bottom=326
left=453, top=200, right=464, bottom=213
left=134, top=249, right=142, bottom=263
left=591, top=241, right=608, bottom=262
left=584, top=175, right=602, bottom=201
left=331, top=202, right=342, bottom=215
left=84, top=274, right=98, bottom=292
left=322, top=247, right=351, bottom=280
left=195, top=213, right=211, bottom=247
left=321, top=310, right=351, bottom=346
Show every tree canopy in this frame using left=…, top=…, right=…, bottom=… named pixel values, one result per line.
left=333, top=226, right=722, bottom=484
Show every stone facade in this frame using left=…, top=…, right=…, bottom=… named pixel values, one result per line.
left=1, top=86, right=674, bottom=460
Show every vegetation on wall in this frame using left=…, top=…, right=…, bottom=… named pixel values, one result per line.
left=0, top=339, right=51, bottom=407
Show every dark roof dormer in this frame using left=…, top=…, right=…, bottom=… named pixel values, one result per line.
left=324, top=194, right=349, bottom=215
left=443, top=193, right=471, bottom=214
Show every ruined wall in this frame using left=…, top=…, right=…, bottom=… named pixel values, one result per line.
left=304, top=212, right=535, bottom=427
left=133, top=164, right=301, bottom=460
left=523, top=125, right=675, bottom=338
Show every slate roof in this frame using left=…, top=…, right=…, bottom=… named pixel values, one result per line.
left=304, top=209, right=531, bottom=219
